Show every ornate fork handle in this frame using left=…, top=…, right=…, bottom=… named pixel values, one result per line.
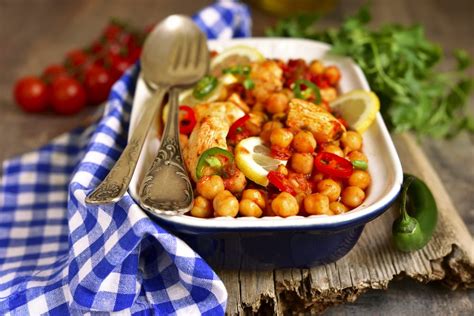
left=139, top=88, right=193, bottom=215
left=86, top=87, right=168, bottom=204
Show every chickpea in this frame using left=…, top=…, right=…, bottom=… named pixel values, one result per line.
left=341, top=131, right=362, bottom=152
left=239, top=199, right=263, bottom=217
left=281, top=88, right=294, bottom=99
left=341, top=186, right=365, bottom=209
left=329, top=201, right=348, bottom=214
left=270, top=128, right=294, bottom=148
left=213, top=190, right=239, bottom=217
left=290, top=153, right=314, bottom=174
left=348, top=170, right=371, bottom=190
left=196, top=175, right=225, bottom=200
left=276, top=164, right=289, bottom=176
left=316, top=179, right=341, bottom=202
left=252, top=102, right=265, bottom=112
left=271, top=192, right=299, bottom=217
left=292, top=131, right=317, bottom=153
left=190, top=196, right=212, bottom=218
left=324, top=66, right=341, bottom=85
left=304, top=193, right=332, bottom=215
left=260, top=121, right=283, bottom=143
left=242, top=189, right=265, bottom=209
left=323, top=144, right=344, bottom=157
left=309, top=60, right=324, bottom=75
left=312, top=172, right=325, bottom=182
left=320, top=87, right=337, bottom=103
left=252, top=86, right=270, bottom=103
left=224, top=169, right=247, bottom=193
left=265, top=93, right=289, bottom=114
left=179, top=133, right=188, bottom=148
left=347, top=150, right=368, bottom=163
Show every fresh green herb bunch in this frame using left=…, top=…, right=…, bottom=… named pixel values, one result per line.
left=266, top=6, right=473, bottom=138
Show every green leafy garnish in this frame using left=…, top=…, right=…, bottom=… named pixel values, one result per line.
left=266, top=6, right=473, bottom=138
left=223, top=65, right=251, bottom=76
left=243, top=78, right=255, bottom=90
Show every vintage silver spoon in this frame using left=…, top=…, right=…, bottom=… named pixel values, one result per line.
left=139, top=17, right=209, bottom=215
left=85, top=15, right=202, bottom=205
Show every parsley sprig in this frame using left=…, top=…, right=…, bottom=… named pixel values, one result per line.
left=266, top=6, right=473, bottom=138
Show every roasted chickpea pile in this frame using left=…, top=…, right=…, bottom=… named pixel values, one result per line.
left=177, top=54, right=371, bottom=219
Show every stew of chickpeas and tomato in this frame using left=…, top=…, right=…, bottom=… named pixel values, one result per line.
left=174, top=53, right=371, bottom=219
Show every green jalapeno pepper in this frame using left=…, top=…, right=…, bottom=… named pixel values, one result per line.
left=352, top=160, right=368, bottom=170
left=392, top=173, right=438, bottom=252
left=196, top=147, right=234, bottom=179
left=293, top=79, right=321, bottom=104
left=193, top=75, right=218, bottom=100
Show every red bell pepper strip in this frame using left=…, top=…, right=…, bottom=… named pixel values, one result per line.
left=179, top=105, right=196, bottom=135
left=227, top=114, right=251, bottom=143
left=314, top=152, right=353, bottom=179
left=267, top=171, right=297, bottom=195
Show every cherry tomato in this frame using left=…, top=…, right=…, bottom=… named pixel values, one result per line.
left=50, top=76, right=86, bottom=115
left=110, top=55, right=134, bottom=81
left=84, top=65, right=114, bottom=105
left=13, top=76, right=49, bottom=113
left=42, top=64, right=68, bottom=83
left=103, top=23, right=123, bottom=42
left=65, top=49, right=89, bottom=68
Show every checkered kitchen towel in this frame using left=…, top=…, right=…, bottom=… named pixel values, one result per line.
left=0, top=1, right=251, bottom=315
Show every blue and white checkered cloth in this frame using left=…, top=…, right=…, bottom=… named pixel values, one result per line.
left=0, top=1, right=251, bottom=314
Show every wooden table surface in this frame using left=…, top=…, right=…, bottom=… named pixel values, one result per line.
left=1, top=0, right=472, bottom=314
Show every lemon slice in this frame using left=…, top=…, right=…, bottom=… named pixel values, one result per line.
left=329, top=90, right=380, bottom=133
left=211, top=45, right=265, bottom=75
left=235, top=137, right=287, bottom=186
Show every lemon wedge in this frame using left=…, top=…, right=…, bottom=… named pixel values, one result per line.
left=329, top=90, right=380, bottom=133
left=211, top=45, right=265, bottom=75
left=235, top=137, right=287, bottom=186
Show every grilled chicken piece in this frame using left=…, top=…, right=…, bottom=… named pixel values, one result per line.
left=286, top=98, right=345, bottom=143
left=250, top=60, right=283, bottom=103
left=183, top=102, right=245, bottom=182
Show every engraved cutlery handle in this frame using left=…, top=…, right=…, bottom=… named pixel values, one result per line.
left=139, top=88, right=193, bottom=214
left=86, top=87, right=168, bottom=204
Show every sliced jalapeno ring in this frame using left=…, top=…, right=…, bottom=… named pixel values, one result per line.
left=196, top=147, right=234, bottom=179
left=193, top=75, right=218, bottom=100
left=293, top=79, right=322, bottom=104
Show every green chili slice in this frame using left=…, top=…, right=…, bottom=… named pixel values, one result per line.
left=193, top=75, right=218, bottom=100
left=352, top=160, right=368, bottom=170
left=243, top=78, right=255, bottom=90
left=293, top=79, right=321, bottom=104
left=196, top=147, right=234, bottom=179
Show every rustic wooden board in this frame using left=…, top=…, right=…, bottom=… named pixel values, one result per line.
left=216, top=133, right=474, bottom=315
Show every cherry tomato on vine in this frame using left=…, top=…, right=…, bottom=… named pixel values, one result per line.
left=50, top=76, right=86, bottom=115
left=65, top=49, right=89, bottom=68
left=13, top=76, right=49, bottom=113
left=42, top=64, right=68, bottom=83
left=84, top=65, right=114, bottom=105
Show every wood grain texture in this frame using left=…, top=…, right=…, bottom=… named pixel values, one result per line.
left=0, top=0, right=473, bottom=314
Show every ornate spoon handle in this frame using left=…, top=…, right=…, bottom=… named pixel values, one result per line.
left=139, top=88, right=193, bottom=215
left=86, top=87, right=168, bottom=204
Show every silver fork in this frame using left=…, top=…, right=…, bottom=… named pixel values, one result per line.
left=139, top=19, right=209, bottom=215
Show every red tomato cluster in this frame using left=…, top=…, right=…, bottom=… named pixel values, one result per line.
left=13, top=19, right=149, bottom=115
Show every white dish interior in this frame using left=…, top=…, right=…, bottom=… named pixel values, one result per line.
left=128, top=38, right=403, bottom=229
